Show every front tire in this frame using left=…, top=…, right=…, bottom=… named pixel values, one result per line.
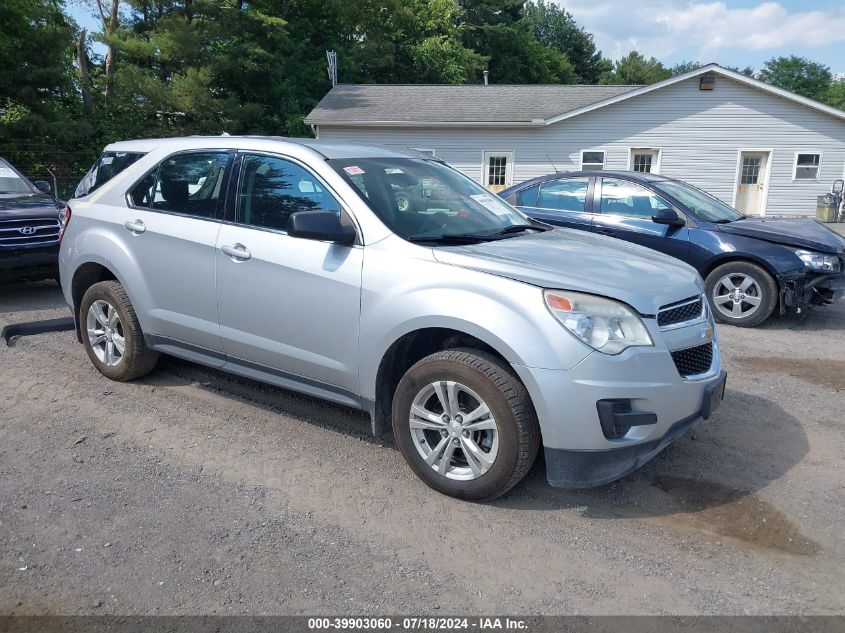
left=392, top=350, right=540, bottom=501
left=80, top=280, right=159, bottom=381
left=705, top=261, right=778, bottom=327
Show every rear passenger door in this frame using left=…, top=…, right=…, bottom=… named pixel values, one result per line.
left=591, top=177, right=689, bottom=261
left=111, top=150, right=232, bottom=359
left=214, top=152, right=363, bottom=395
left=511, top=177, right=594, bottom=232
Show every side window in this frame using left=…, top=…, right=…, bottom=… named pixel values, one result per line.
left=148, top=152, right=230, bottom=218
left=537, top=178, right=590, bottom=213
left=599, top=178, right=669, bottom=218
left=237, top=154, right=341, bottom=231
left=129, top=171, right=156, bottom=207
left=514, top=185, right=538, bottom=207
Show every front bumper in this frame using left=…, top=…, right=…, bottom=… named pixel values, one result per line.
left=0, top=245, right=59, bottom=282
left=779, top=270, right=845, bottom=311
left=544, top=370, right=726, bottom=488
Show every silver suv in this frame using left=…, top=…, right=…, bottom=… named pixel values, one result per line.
left=59, top=137, right=727, bottom=500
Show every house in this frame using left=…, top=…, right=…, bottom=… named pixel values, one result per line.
left=304, top=64, right=845, bottom=217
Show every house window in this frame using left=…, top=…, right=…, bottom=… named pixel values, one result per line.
left=794, top=153, right=821, bottom=180
left=741, top=156, right=762, bottom=184
left=631, top=149, right=660, bottom=174
left=581, top=150, right=605, bottom=171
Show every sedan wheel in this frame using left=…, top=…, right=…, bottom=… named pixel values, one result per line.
left=704, top=261, right=777, bottom=327
left=711, top=273, right=763, bottom=320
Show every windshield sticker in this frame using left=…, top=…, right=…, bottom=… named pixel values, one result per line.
left=0, top=168, right=19, bottom=178
left=470, top=193, right=511, bottom=216
left=100, top=156, right=114, bottom=165
left=343, top=165, right=365, bottom=176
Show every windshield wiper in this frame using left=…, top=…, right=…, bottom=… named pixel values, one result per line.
left=406, top=233, right=493, bottom=244
left=489, top=224, right=548, bottom=236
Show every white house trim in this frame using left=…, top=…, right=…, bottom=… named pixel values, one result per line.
left=731, top=148, right=774, bottom=216
left=543, top=64, right=845, bottom=126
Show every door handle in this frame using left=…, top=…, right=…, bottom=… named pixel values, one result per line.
left=221, top=243, right=251, bottom=261
left=123, top=219, right=146, bottom=235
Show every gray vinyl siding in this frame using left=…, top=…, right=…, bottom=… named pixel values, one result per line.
left=316, top=76, right=845, bottom=216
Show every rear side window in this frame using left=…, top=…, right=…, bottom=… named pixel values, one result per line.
left=129, top=152, right=231, bottom=219
left=514, top=185, right=538, bottom=207
left=537, top=178, right=589, bottom=213
left=75, top=151, right=145, bottom=197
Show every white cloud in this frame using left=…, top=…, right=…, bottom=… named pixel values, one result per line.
left=557, top=1, right=845, bottom=63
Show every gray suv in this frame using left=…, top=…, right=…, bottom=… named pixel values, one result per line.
left=59, top=137, right=726, bottom=500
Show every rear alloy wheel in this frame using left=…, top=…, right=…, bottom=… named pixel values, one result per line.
left=80, top=280, right=159, bottom=381
left=392, top=350, right=539, bottom=501
left=705, top=261, right=777, bottom=327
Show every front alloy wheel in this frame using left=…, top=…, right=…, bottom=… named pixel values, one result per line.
left=410, top=380, right=499, bottom=480
left=392, top=350, right=539, bottom=501
left=704, top=261, right=777, bottom=327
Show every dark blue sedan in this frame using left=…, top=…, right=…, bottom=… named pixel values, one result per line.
left=501, top=171, right=845, bottom=327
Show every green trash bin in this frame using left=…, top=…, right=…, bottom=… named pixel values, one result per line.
left=816, top=194, right=839, bottom=222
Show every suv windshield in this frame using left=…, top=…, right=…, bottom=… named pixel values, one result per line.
left=0, top=159, right=32, bottom=194
left=75, top=151, right=145, bottom=198
left=330, top=158, right=538, bottom=242
left=653, top=180, right=743, bottom=223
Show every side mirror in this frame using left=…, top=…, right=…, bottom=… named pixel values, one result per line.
left=287, top=211, right=355, bottom=244
left=34, top=180, right=52, bottom=195
left=652, top=207, right=685, bottom=227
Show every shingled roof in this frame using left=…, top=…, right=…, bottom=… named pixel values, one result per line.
left=304, top=83, right=641, bottom=126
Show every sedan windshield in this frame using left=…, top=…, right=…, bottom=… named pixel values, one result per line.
left=653, top=180, right=743, bottom=223
left=330, top=158, right=539, bottom=243
left=0, top=159, right=32, bottom=194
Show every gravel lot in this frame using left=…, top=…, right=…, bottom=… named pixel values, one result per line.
left=1, top=280, right=843, bottom=616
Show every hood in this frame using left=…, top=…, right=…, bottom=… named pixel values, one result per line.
left=432, top=228, right=702, bottom=315
left=0, top=193, right=60, bottom=220
left=717, top=218, right=845, bottom=254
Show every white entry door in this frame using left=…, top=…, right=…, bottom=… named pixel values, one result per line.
left=483, top=151, right=514, bottom=193
left=735, top=151, right=770, bottom=216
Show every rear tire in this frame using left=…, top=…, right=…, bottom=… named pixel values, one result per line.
left=704, top=261, right=777, bottom=327
left=80, top=280, right=158, bottom=381
left=392, top=350, right=540, bottom=501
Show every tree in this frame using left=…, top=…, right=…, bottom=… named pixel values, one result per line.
left=522, top=0, right=610, bottom=83
left=759, top=55, right=832, bottom=102
left=600, top=51, right=671, bottom=85
left=828, top=79, right=845, bottom=111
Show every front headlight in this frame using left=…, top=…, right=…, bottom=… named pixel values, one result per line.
left=544, top=290, right=653, bottom=355
left=795, top=249, right=840, bottom=273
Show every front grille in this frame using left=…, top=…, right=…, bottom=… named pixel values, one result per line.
left=0, top=218, right=60, bottom=247
left=671, top=342, right=713, bottom=377
left=658, top=296, right=704, bottom=328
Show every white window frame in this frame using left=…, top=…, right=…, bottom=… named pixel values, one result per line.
left=580, top=150, right=606, bottom=171
left=792, top=151, right=822, bottom=181
left=481, top=150, right=514, bottom=189
left=410, top=148, right=436, bottom=157
left=627, top=147, right=662, bottom=174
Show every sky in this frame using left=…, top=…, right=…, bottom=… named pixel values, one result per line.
left=68, top=1, right=845, bottom=76
left=558, top=0, right=845, bottom=75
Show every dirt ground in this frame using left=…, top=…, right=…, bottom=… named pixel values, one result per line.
left=1, top=280, right=843, bottom=616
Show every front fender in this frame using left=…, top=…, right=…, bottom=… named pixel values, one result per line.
left=358, top=242, right=593, bottom=401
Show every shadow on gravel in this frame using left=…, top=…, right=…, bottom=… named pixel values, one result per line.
left=0, top=280, right=65, bottom=315
left=144, top=356, right=386, bottom=447
left=746, top=298, right=845, bottom=333
left=496, top=389, right=815, bottom=554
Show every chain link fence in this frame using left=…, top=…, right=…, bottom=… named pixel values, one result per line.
left=0, top=143, right=103, bottom=200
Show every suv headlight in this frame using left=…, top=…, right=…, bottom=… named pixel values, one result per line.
left=544, top=290, right=653, bottom=355
left=795, top=249, right=840, bottom=273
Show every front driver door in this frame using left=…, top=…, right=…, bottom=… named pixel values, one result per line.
left=215, top=152, right=363, bottom=395
left=591, top=177, right=690, bottom=262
